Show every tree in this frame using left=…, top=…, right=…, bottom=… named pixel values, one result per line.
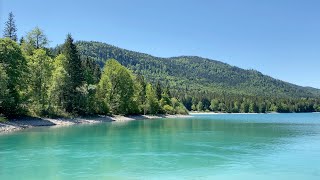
left=164, top=85, right=172, bottom=98
left=0, top=64, right=8, bottom=109
left=191, top=104, right=196, bottom=111
left=182, top=96, right=192, bottom=111
left=48, top=54, right=68, bottom=115
left=160, top=92, right=172, bottom=108
left=3, top=12, right=17, bottom=41
left=27, top=49, right=53, bottom=115
left=156, top=81, right=162, bottom=100
left=197, top=101, right=203, bottom=111
left=218, top=102, right=226, bottom=112
left=210, top=99, right=219, bottom=112
left=233, top=101, right=240, bottom=113
left=136, top=74, right=147, bottom=114
left=145, top=83, right=160, bottom=114
left=62, top=34, right=84, bottom=113
left=23, top=27, right=49, bottom=55
left=0, top=38, right=27, bottom=116
left=249, top=102, right=258, bottom=113
left=240, top=101, right=250, bottom=113
left=81, top=56, right=101, bottom=85
left=97, top=59, right=136, bottom=115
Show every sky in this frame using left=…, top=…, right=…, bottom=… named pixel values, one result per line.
left=1, top=0, right=320, bottom=88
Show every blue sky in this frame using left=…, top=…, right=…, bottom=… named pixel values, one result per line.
left=1, top=0, right=320, bottom=88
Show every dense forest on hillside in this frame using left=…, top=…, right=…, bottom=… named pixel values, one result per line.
left=1, top=12, right=320, bottom=117
left=0, top=13, right=187, bottom=118
left=57, top=41, right=320, bottom=113
left=70, top=41, right=320, bottom=98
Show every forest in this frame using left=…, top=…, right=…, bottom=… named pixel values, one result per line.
left=0, top=13, right=187, bottom=118
left=1, top=12, right=320, bottom=119
left=69, top=43, right=320, bottom=113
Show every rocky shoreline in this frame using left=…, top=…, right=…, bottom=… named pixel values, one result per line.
left=0, top=114, right=191, bottom=134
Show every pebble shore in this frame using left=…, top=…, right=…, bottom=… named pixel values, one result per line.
left=0, top=114, right=191, bottom=134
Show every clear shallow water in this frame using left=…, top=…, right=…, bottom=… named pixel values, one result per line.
left=1, top=113, right=320, bottom=179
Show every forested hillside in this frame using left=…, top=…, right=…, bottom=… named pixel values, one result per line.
left=54, top=41, right=320, bottom=113
left=72, top=41, right=320, bottom=99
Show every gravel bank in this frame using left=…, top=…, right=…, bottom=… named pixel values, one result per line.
left=0, top=114, right=191, bottom=134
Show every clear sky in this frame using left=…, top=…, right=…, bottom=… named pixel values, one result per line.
left=1, top=0, right=320, bottom=88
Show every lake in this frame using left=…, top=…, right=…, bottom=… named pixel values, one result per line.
left=1, top=113, right=320, bottom=179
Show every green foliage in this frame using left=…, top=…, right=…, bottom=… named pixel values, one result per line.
left=163, top=105, right=175, bottom=114
left=62, top=34, right=85, bottom=114
left=191, top=104, right=196, bottom=111
left=73, top=41, right=320, bottom=99
left=210, top=99, right=219, bottom=111
left=135, top=74, right=147, bottom=114
left=0, top=64, right=9, bottom=109
left=22, top=27, right=49, bottom=55
left=156, top=81, right=162, bottom=100
left=97, top=59, right=136, bottom=115
left=48, top=54, right=69, bottom=116
left=197, top=101, right=204, bottom=111
left=160, top=93, right=172, bottom=107
left=0, top=38, right=27, bottom=116
left=26, top=49, right=53, bottom=115
left=70, top=41, right=320, bottom=114
left=0, top=116, right=7, bottom=123
left=145, top=83, right=160, bottom=114
left=81, top=56, right=101, bottom=84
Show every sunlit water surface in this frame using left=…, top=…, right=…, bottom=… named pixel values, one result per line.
left=1, top=113, right=320, bottom=179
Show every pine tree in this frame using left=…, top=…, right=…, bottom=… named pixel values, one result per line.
left=156, top=81, right=162, bottom=100
left=62, top=34, right=84, bottom=113
left=3, top=12, right=18, bottom=41
left=81, top=56, right=101, bottom=85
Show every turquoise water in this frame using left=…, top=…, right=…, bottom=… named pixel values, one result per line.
left=1, top=113, right=320, bottom=179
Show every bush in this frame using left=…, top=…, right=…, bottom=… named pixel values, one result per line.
left=163, top=105, right=175, bottom=114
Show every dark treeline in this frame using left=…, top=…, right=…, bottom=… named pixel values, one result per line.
left=0, top=12, right=187, bottom=118
left=176, top=91, right=320, bottom=113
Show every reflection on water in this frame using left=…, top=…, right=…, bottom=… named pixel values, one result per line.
left=1, top=113, right=320, bottom=179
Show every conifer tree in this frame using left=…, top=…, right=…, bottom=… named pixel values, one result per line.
left=62, top=34, right=84, bottom=113
left=3, top=12, right=18, bottom=41
left=156, top=81, right=162, bottom=100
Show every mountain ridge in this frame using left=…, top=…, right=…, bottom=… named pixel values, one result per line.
left=53, top=40, right=320, bottom=99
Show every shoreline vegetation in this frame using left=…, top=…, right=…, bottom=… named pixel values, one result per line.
left=0, top=13, right=189, bottom=124
left=1, top=12, right=320, bottom=132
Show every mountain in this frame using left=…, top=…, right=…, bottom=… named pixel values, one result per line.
left=55, top=41, right=320, bottom=99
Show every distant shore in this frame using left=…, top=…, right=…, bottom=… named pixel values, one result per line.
left=189, top=112, right=274, bottom=115
left=189, top=112, right=320, bottom=114
left=0, top=114, right=191, bottom=134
